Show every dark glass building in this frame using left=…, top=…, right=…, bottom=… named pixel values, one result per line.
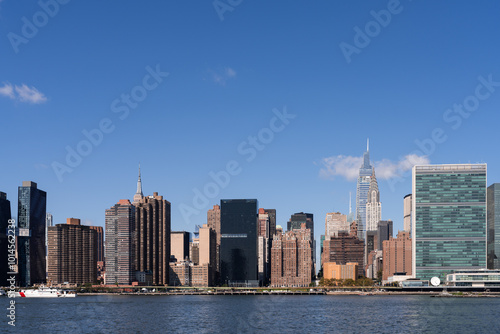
left=220, top=199, right=258, bottom=287
left=377, top=220, right=393, bottom=250
left=0, top=192, right=12, bottom=286
left=18, top=181, right=47, bottom=287
left=488, top=183, right=500, bottom=269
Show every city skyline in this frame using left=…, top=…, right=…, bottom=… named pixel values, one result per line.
left=1, top=1, right=500, bottom=268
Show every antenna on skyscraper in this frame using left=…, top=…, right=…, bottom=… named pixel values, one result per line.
left=367, top=138, right=369, bottom=152
left=349, top=192, right=352, bottom=214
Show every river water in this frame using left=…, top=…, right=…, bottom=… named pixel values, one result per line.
left=2, top=295, right=498, bottom=333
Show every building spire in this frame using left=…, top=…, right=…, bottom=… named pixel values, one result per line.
left=133, top=163, right=143, bottom=204
left=367, top=138, right=369, bottom=152
left=349, top=192, right=352, bottom=214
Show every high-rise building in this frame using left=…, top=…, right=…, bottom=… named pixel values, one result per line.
left=47, top=218, right=97, bottom=285
left=356, top=140, right=373, bottom=241
left=287, top=212, right=314, bottom=236
left=412, top=164, right=487, bottom=281
left=171, top=231, right=190, bottom=262
left=487, top=183, right=500, bottom=269
left=17, top=181, right=47, bottom=287
left=382, top=231, right=412, bottom=281
left=89, top=226, right=104, bottom=263
left=257, top=208, right=275, bottom=285
left=325, top=212, right=349, bottom=238
left=288, top=212, right=315, bottom=272
left=365, top=230, right=378, bottom=258
left=207, top=204, right=221, bottom=274
left=263, top=209, right=277, bottom=238
left=45, top=213, right=53, bottom=256
left=134, top=192, right=171, bottom=285
left=105, top=200, right=135, bottom=285
left=366, top=169, right=381, bottom=232
left=0, top=192, right=12, bottom=286
left=403, top=194, right=412, bottom=234
left=270, top=224, right=313, bottom=287
left=220, top=199, right=258, bottom=287
left=322, top=232, right=364, bottom=278
left=377, top=220, right=393, bottom=250
left=196, top=224, right=217, bottom=286
left=365, top=250, right=383, bottom=280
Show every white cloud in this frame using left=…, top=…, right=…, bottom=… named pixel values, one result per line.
left=0, top=82, right=47, bottom=104
left=14, top=84, right=47, bottom=104
left=208, top=67, right=237, bottom=85
left=319, top=154, right=430, bottom=181
left=0, top=83, right=15, bottom=99
left=34, top=163, right=49, bottom=170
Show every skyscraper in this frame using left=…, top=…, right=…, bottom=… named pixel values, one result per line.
left=263, top=209, right=277, bottom=238
left=197, top=224, right=217, bottom=286
left=47, top=218, right=97, bottom=285
left=412, top=164, right=487, bottom=281
left=45, top=213, right=53, bottom=279
left=377, top=220, right=393, bottom=250
left=288, top=212, right=315, bottom=271
left=17, top=181, right=47, bottom=287
left=171, top=231, right=190, bottom=262
left=105, top=200, right=136, bottom=285
left=89, top=225, right=104, bottom=263
left=270, top=224, right=313, bottom=287
left=403, top=194, right=412, bottom=234
left=322, top=232, right=365, bottom=278
left=207, top=204, right=221, bottom=274
left=382, top=231, right=412, bottom=281
left=0, top=192, right=12, bottom=286
left=325, top=212, right=348, bottom=238
left=134, top=192, right=171, bottom=285
left=365, top=169, right=381, bottom=232
left=220, top=199, right=258, bottom=287
left=257, top=208, right=271, bottom=285
left=356, top=140, right=373, bottom=241
left=487, top=183, right=500, bottom=269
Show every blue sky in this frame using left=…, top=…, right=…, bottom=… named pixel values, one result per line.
left=1, top=1, right=500, bottom=264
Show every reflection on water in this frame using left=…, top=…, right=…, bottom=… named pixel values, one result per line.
left=1, top=295, right=499, bottom=333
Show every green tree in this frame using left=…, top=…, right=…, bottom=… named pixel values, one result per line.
left=377, top=269, right=383, bottom=283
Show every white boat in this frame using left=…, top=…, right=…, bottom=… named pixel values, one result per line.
left=0, top=289, right=6, bottom=296
left=18, top=286, right=76, bottom=298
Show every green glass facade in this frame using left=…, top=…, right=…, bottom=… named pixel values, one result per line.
left=488, top=184, right=500, bottom=269
left=413, top=164, right=487, bottom=281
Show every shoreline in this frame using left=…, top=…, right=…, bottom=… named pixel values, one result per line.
left=76, top=291, right=500, bottom=297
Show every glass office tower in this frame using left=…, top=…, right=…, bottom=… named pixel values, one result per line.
left=356, top=142, right=372, bottom=241
left=18, top=181, right=47, bottom=287
left=412, top=164, right=487, bottom=281
left=488, top=183, right=500, bottom=269
left=220, top=199, right=258, bottom=287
